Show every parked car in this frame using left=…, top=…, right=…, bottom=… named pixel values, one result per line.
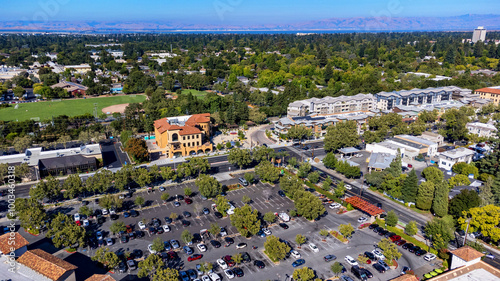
left=324, top=254, right=337, bottom=262
left=291, top=250, right=301, bottom=259
left=372, top=249, right=385, bottom=260
left=368, top=224, right=378, bottom=230
left=188, top=254, right=203, bottom=262
left=372, top=263, right=386, bottom=273
left=216, top=259, right=228, bottom=269
left=402, top=243, right=414, bottom=250
left=138, top=221, right=146, bottom=229
left=236, top=243, right=247, bottom=249
left=423, top=253, right=437, bottom=261
left=364, top=251, right=375, bottom=260
left=254, top=260, right=265, bottom=269
left=279, top=223, right=289, bottom=229
left=170, top=240, right=180, bottom=249
left=210, top=240, right=221, bottom=248
left=183, top=246, right=193, bottom=255
left=377, top=260, right=390, bottom=271
left=224, top=269, right=235, bottom=279
left=292, top=259, right=306, bottom=268
left=344, top=255, right=358, bottom=266
left=357, top=217, right=368, bottom=223
left=197, top=243, right=207, bottom=252
left=233, top=267, right=244, bottom=277
left=309, top=243, right=319, bottom=253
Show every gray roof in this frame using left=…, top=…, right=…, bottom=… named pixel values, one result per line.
left=376, top=86, right=465, bottom=98
left=396, top=135, right=437, bottom=146
left=368, top=153, right=396, bottom=169
left=339, top=147, right=360, bottom=154
left=440, top=147, right=475, bottom=159
left=39, top=154, right=96, bottom=170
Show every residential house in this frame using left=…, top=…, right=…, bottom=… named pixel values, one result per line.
left=153, top=114, right=213, bottom=158
left=50, top=81, right=88, bottom=96
left=467, top=122, right=497, bottom=138
left=0, top=232, right=29, bottom=257
left=420, top=131, right=444, bottom=146
left=438, top=147, right=475, bottom=170
left=17, top=249, right=77, bottom=281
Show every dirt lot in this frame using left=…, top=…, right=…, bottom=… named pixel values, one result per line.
left=101, top=103, right=129, bottom=114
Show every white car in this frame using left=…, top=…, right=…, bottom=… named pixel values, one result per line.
left=372, top=249, right=385, bottom=260
left=344, top=255, right=358, bottom=266
left=201, top=275, right=211, bottom=281
left=216, top=259, right=228, bottom=269
left=197, top=243, right=207, bottom=252
left=109, top=208, right=116, bottom=215
left=308, top=243, right=319, bottom=253
left=73, top=213, right=80, bottom=221
left=263, top=228, right=272, bottom=236
left=209, top=272, right=221, bottom=281
left=329, top=203, right=341, bottom=209
left=148, top=244, right=156, bottom=254
left=423, top=253, right=437, bottom=261
left=162, top=225, right=170, bottom=232
left=358, top=217, right=368, bottom=223
left=345, top=184, right=352, bottom=190
left=224, top=269, right=235, bottom=279
left=291, top=250, right=301, bottom=259
left=82, top=219, right=89, bottom=227
left=138, top=221, right=146, bottom=230
left=220, top=227, right=228, bottom=237
left=102, top=209, right=109, bottom=215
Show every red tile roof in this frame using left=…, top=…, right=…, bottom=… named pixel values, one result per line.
left=391, top=274, right=419, bottom=281
left=185, top=113, right=210, bottom=126
left=475, top=87, right=500, bottom=95
left=344, top=196, right=385, bottom=216
left=179, top=125, right=202, bottom=136
left=0, top=232, right=29, bottom=254
left=17, top=249, right=77, bottom=281
left=85, top=274, right=115, bottom=281
left=451, top=246, right=484, bottom=262
left=154, top=114, right=209, bottom=135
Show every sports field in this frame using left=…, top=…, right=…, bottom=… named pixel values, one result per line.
left=181, top=89, right=208, bottom=99
left=0, top=95, right=146, bottom=121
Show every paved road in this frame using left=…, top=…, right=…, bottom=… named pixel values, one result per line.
left=249, top=125, right=275, bottom=146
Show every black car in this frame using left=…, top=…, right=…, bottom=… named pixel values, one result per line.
left=378, top=229, right=389, bottom=236
left=183, top=211, right=191, bottom=218
left=202, top=208, right=210, bottom=215
left=233, top=267, right=244, bottom=277
left=368, top=224, right=378, bottom=230
left=132, top=249, right=143, bottom=259
left=409, top=246, right=420, bottom=253
left=120, top=235, right=128, bottom=243
left=402, top=243, right=413, bottom=250
left=148, top=227, right=156, bottom=235
left=187, top=269, right=197, bottom=280
left=278, top=190, right=286, bottom=197
left=254, top=260, right=265, bottom=269
left=164, top=217, right=173, bottom=224
left=176, top=195, right=184, bottom=201
left=110, top=214, right=119, bottom=220
left=130, top=210, right=139, bottom=217
left=156, top=227, right=164, bottom=234
left=214, top=212, right=223, bottom=219
left=210, top=240, right=221, bottom=248
left=324, top=255, right=337, bottom=262
left=152, top=218, right=161, bottom=227
left=241, top=252, right=251, bottom=263
left=361, top=268, right=373, bottom=278
left=372, top=263, right=386, bottom=273
left=182, top=220, right=190, bottom=227
left=224, top=237, right=234, bottom=245
left=364, top=251, right=375, bottom=260
left=374, top=227, right=384, bottom=233
left=376, top=203, right=382, bottom=208
left=385, top=232, right=396, bottom=238
left=135, top=230, right=144, bottom=238
left=192, top=233, right=202, bottom=243
left=118, top=261, right=127, bottom=273
left=279, top=223, right=289, bottom=229
left=415, top=249, right=427, bottom=256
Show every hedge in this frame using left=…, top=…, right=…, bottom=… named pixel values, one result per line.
left=384, top=225, right=438, bottom=255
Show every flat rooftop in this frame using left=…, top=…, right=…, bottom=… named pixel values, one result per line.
left=0, top=144, right=101, bottom=166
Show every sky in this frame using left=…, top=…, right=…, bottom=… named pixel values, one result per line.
left=2, top=0, right=500, bottom=25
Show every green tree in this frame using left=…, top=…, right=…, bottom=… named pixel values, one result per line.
left=452, top=162, right=479, bottom=178
left=330, top=262, right=344, bottom=276
left=295, top=191, right=326, bottom=220
left=264, top=235, right=291, bottom=262
left=181, top=229, right=194, bottom=244
left=448, top=174, right=471, bottom=189
left=252, top=145, right=274, bottom=162
left=13, top=135, right=32, bottom=153
left=151, top=237, right=165, bottom=253
left=153, top=267, right=179, bottom=281
left=401, top=169, right=418, bottom=203
left=244, top=172, right=255, bottom=184
left=288, top=157, right=299, bottom=168
left=79, top=205, right=93, bottom=217
left=188, top=157, right=210, bottom=176
left=199, top=262, right=213, bottom=274
left=319, top=229, right=330, bottom=238
left=385, top=151, right=402, bottom=177
left=242, top=195, right=252, bottom=204
left=161, top=192, right=170, bottom=202
left=338, top=223, right=354, bottom=238
left=255, top=161, right=280, bottom=182
left=230, top=204, right=261, bottom=237
left=324, top=120, right=360, bottom=152
left=292, top=267, right=316, bottom=281
left=228, top=148, right=252, bottom=169
left=322, top=152, right=337, bottom=169
left=322, top=177, right=333, bottom=191
left=184, top=187, right=192, bottom=197
left=479, top=177, right=494, bottom=207
left=135, top=196, right=145, bottom=209
left=196, top=174, right=222, bottom=198
left=232, top=253, right=243, bottom=264
left=12, top=198, right=48, bottom=234
left=160, top=166, right=177, bottom=181
left=377, top=238, right=402, bottom=263
left=62, top=174, right=83, bottom=199
left=138, top=254, right=165, bottom=279
left=99, top=194, right=123, bottom=210
left=459, top=205, right=500, bottom=242
left=297, top=162, right=311, bottom=178
left=401, top=219, right=417, bottom=235
left=264, top=212, right=276, bottom=224
left=416, top=181, right=435, bottom=210
left=110, top=221, right=126, bottom=234
left=449, top=189, right=481, bottom=218
left=295, top=234, right=307, bottom=247
left=308, top=172, right=320, bottom=184
left=422, top=166, right=444, bottom=184
left=125, top=138, right=149, bottom=162
left=48, top=214, right=86, bottom=248
left=386, top=210, right=399, bottom=227
left=215, top=195, right=230, bottom=216
left=287, top=125, right=313, bottom=143
left=432, top=181, right=449, bottom=217
left=426, top=216, right=455, bottom=251
left=92, top=247, right=120, bottom=270
left=209, top=223, right=220, bottom=237
left=335, top=181, right=346, bottom=198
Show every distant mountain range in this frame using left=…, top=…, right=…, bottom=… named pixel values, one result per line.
left=1, top=14, right=499, bottom=33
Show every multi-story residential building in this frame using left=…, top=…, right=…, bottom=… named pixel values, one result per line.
left=472, top=26, right=487, bottom=43
left=467, top=122, right=498, bottom=138
left=475, top=86, right=500, bottom=105
left=64, top=64, right=91, bottom=74
left=420, top=131, right=444, bottom=146
left=153, top=114, right=213, bottom=158
left=375, top=86, right=465, bottom=110
left=287, top=93, right=376, bottom=117
left=438, top=147, right=475, bottom=170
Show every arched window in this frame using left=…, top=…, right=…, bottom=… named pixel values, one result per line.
left=172, top=133, right=179, bottom=142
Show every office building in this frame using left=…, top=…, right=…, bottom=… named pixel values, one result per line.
left=472, top=26, right=487, bottom=43
left=475, top=86, right=500, bottom=105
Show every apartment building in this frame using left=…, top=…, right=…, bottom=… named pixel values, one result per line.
left=287, top=93, right=376, bottom=117
left=467, top=122, right=498, bottom=138
left=475, top=86, right=500, bottom=105
left=438, top=147, right=475, bottom=170
left=375, top=86, right=466, bottom=110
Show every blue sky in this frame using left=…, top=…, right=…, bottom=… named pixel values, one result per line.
left=3, top=0, right=500, bottom=24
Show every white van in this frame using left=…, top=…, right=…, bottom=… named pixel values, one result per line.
left=279, top=212, right=290, bottom=222
left=227, top=202, right=236, bottom=215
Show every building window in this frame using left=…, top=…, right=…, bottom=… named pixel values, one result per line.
left=197, top=142, right=200, bottom=146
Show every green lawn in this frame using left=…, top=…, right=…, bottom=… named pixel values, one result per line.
left=181, top=89, right=208, bottom=99
left=0, top=95, right=146, bottom=121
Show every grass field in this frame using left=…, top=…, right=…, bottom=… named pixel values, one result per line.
left=0, top=95, right=147, bottom=121
left=181, top=89, right=208, bottom=99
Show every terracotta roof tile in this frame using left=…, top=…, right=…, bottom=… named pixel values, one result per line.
left=185, top=113, right=211, bottom=126
left=0, top=232, right=29, bottom=254
left=391, top=275, right=419, bottom=281
left=179, top=125, right=202, bottom=136
left=475, top=87, right=500, bottom=95
left=85, top=274, right=115, bottom=281
left=17, top=249, right=77, bottom=281
left=451, top=246, right=484, bottom=262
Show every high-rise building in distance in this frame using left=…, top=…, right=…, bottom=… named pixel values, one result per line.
left=472, top=26, right=487, bottom=43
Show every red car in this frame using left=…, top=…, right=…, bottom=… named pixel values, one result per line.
left=396, top=239, right=406, bottom=246
left=185, top=198, right=193, bottom=204
left=126, top=225, right=133, bottom=233
left=223, top=255, right=236, bottom=267
left=390, top=235, right=401, bottom=242
left=187, top=254, right=203, bottom=262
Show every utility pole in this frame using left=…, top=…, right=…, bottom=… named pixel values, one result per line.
left=93, top=103, right=98, bottom=119
left=463, top=218, right=471, bottom=247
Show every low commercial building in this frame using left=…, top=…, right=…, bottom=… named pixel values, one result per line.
left=438, top=147, right=475, bottom=170
left=64, top=64, right=91, bottom=74
left=50, top=81, right=88, bottom=96
left=287, top=93, right=376, bottom=117
left=17, top=249, right=77, bottom=281
left=0, top=144, right=102, bottom=178
left=85, top=275, right=115, bottom=281
left=467, top=122, right=497, bottom=138
left=394, top=135, right=438, bottom=156
left=367, top=152, right=396, bottom=172
left=0, top=232, right=29, bottom=257
left=153, top=113, right=213, bottom=158
left=274, top=115, right=338, bottom=138
left=420, top=131, right=444, bottom=146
